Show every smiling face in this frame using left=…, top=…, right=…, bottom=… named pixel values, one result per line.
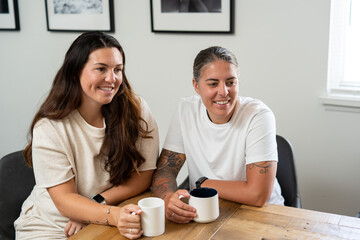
left=193, top=60, right=239, bottom=124
left=79, top=47, right=123, bottom=111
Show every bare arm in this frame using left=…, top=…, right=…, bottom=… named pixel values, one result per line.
left=48, top=170, right=154, bottom=239
left=151, top=149, right=196, bottom=223
left=201, top=161, right=277, bottom=207
left=48, top=170, right=154, bottom=221
left=151, top=149, right=186, bottom=199
left=101, top=170, right=154, bottom=205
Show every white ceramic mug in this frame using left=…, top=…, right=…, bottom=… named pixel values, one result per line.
left=138, top=197, right=165, bottom=237
left=188, top=187, right=219, bottom=223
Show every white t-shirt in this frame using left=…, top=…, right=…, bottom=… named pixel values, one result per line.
left=14, top=97, right=159, bottom=240
left=163, top=95, right=284, bottom=205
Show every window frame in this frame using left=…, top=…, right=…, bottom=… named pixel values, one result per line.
left=321, top=0, right=360, bottom=112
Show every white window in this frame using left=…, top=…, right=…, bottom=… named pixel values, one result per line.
left=322, top=0, right=360, bottom=111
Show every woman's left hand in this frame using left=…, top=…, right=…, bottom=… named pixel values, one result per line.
left=64, top=219, right=87, bottom=238
left=111, top=204, right=143, bottom=239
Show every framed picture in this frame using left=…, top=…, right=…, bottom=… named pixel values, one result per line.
left=45, top=0, right=114, bottom=32
left=150, top=0, right=233, bottom=33
left=0, top=0, right=20, bottom=31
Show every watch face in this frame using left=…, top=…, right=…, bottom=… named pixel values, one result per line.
left=93, top=194, right=105, bottom=203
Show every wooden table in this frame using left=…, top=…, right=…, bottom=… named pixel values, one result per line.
left=69, top=191, right=360, bottom=240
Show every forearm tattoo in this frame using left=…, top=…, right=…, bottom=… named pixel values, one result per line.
left=248, top=162, right=274, bottom=174
left=152, top=149, right=186, bottom=199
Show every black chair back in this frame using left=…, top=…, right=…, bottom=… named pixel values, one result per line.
left=276, top=135, right=302, bottom=208
left=0, top=151, right=35, bottom=240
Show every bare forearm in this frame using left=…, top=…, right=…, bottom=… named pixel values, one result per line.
left=152, top=168, right=178, bottom=199
left=201, top=179, right=269, bottom=206
left=101, top=170, right=154, bottom=205
left=52, top=191, right=116, bottom=225
left=55, top=192, right=142, bottom=238
left=48, top=175, right=148, bottom=227
left=202, top=161, right=276, bottom=207
left=151, top=149, right=186, bottom=199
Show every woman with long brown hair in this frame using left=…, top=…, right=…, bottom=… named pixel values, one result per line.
left=14, top=31, right=159, bottom=239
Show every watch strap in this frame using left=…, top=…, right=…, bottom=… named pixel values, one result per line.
left=195, top=176, right=208, bottom=188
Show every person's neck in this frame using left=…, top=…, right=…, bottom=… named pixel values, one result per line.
left=206, top=110, right=233, bottom=124
left=77, top=104, right=104, bottom=128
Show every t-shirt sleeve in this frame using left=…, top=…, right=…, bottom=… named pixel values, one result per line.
left=32, top=119, right=75, bottom=188
left=137, top=97, right=160, bottom=171
left=162, top=102, right=186, bottom=154
left=245, top=108, right=278, bottom=164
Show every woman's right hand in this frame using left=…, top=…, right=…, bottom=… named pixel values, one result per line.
left=64, top=219, right=87, bottom=238
left=164, top=189, right=197, bottom=223
left=111, top=204, right=143, bottom=239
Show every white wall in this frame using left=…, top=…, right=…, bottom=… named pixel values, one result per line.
left=1, top=0, right=360, bottom=217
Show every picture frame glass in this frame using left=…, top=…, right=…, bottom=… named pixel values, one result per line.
left=0, top=0, right=20, bottom=30
left=45, top=0, right=114, bottom=32
left=151, top=0, right=233, bottom=33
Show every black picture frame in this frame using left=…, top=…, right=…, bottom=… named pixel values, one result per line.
left=150, top=0, right=233, bottom=34
left=0, top=0, right=20, bottom=31
left=45, top=0, right=114, bottom=32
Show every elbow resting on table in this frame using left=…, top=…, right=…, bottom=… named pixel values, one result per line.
left=252, top=197, right=267, bottom=207
left=226, top=189, right=269, bottom=207
left=248, top=190, right=270, bottom=207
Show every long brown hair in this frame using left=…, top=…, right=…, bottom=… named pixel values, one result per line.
left=24, top=31, right=152, bottom=185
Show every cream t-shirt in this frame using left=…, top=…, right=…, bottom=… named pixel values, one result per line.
left=15, top=97, right=159, bottom=239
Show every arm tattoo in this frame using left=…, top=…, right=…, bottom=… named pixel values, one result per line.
left=152, top=149, right=186, bottom=199
left=248, top=162, right=273, bottom=174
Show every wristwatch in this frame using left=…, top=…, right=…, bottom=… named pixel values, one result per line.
left=195, top=176, right=208, bottom=188
left=92, top=194, right=106, bottom=204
